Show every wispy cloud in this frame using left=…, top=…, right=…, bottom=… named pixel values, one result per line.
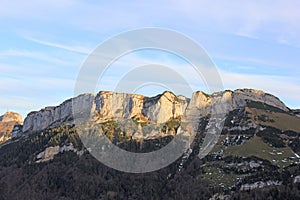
left=2, top=1, right=300, bottom=42
left=0, top=0, right=76, bottom=19
left=25, top=37, right=92, bottom=54
left=171, top=0, right=300, bottom=37
left=0, top=49, right=72, bottom=65
left=0, top=76, right=75, bottom=117
left=220, top=69, right=300, bottom=107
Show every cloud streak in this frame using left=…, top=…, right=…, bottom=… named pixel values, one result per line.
left=2, top=1, right=300, bottom=44
left=220, top=70, right=300, bottom=107
left=25, top=37, right=92, bottom=54
left=0, top=49, right=73, bottom=65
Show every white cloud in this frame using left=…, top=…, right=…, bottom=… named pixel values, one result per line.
left=0, top=0, right=76, bottom=19
left=220, top=69, right=300, bottom=107
left=0, top=49, right=72, bottom=65
left=171, top=0, right=300, bottom=31
left=0, top=76, right=76, bottom=117
left=2, top=1, right=299, bottom=34
left=25, top=37, right=92, bottom=54
left=1, top=1, right=299, bottom=49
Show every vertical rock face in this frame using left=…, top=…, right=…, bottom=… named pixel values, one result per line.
left=11, top=124, right=23, bottom=138
left=23, top=94, right=96, bottom=132
left=94, top=91, right=144, bottom=121
left=0, top=112, right=23, bottom=143
left=142, top=91, right=188, bottom=123
left=185, top=91, right=211, bottom=118
left=94, top=91, right=188, bottom=123
left=21, top=89, right=289, bottom=134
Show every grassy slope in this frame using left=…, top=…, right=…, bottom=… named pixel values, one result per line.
left=224, top=136, right=296, bottom=168
left=209, top=104, right=300, bottom=168
left=246, top=107, right=300, bottom=132
left=202, top=104, right=300, bottom=187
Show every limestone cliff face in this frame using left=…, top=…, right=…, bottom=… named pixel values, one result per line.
left=94, top=91, right=188, bottom=123
left=23, top=94, right=95, bottom=132
left=142, top=91, right=188, bottom=123
left=21, top=89, right=289, bottom=133
left=0, top=112, right=23, bottom=143
left=185, top=91, right=211, bottom=118
left=94, top=91, right=144, bottom=121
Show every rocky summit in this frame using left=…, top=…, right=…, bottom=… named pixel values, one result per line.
left=1, top=89, right=300, bottom=200
left=0, top=111, right=23, bottom=143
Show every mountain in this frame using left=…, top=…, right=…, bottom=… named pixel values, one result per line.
left=0, top=89, right=300, bottom=199
left=22, top=89, right=287, bottom=133
left=0, top=112, right=23, bottom=143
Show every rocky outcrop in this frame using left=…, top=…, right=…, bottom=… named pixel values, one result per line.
left=11, top=124, right=23, bottom=138
left=94, top=91, right=144, bottom=121
left=185, top=91, right=211, bottom=118
left=231, top=89, right=289, bottom=112
left=293, top=109, right=300, bottom=117
left=94, top=91, right=188, bottom=123
left=22, top=89, right=289, bottom=134
left=240, top=180, right=282, bottom=191
left=0, top=111, right=22, bottom=123
left=142, top=91, right=188, bottom=123
left=0, top=112, right=23, bottom=143
left=23, top=94, right=95, bottom=132
left=35, top=143, right=82, bottom=163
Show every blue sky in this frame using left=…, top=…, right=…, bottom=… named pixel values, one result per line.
left=0, top=0, right=300, bottom=118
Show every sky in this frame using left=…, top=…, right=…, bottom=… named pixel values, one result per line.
left=0, top=0, right=300, bottom=118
